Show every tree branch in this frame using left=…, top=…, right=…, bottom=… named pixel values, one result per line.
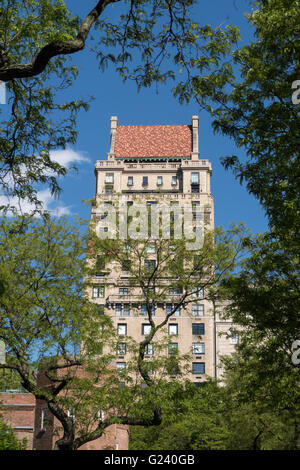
left=0, top=0, right=120, bottom=82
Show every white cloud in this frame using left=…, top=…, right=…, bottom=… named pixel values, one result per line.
left=0, top=189, right=71, bottom=217
left=0, top=148, right=89, bottom=217
left=49, top=148, right=90, bottom=169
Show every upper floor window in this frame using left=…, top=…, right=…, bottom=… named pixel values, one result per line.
left=192, top=323, right=205, bottom=336
left=192, top=304, right=204, bottom=316
left=93, top=286, right=105, bottom=298
left=168, top=342, right=178, bottom=355
left=98, top=305, right=104, bottom=316
left=191, top=172, right=199, bottom=184
left=145, top=259, right=156, bottom=270
left=157, top=176, right=163, bottom=186
left=117, top=324, right=127, bottom=336
left=127, top=176, right=133, bottom=186
left=117, top=343, right=127, bottom=355
left=142, top=176, right=148, bottom=186
left=119, top=288, right=128, bottom=295
left=141, top=304, right=147, bottom=316
left=145, top=344, right=154, bottom=355
left=172, top=176, right=177, bottom=186
left=105, top=187, right=113, bottom=194
left=168, top=324, right=178, bottom=335
left=122, top=260, right=131, bottom=272
left=167, top=304, right=181, bottom=316
left=142, top=324, right=151, bottom=336
left=230, top=331, right=240, bottom=344
left=105, top=173, right=114, bottom=183
left=169, top=287, right=182, bottom=295
left=192, top=362, right=205, bottom=375
left=146, top=243, right=156, bottom=254
left=192, top=342, right=205, bottom=354
left=192, top=287, right=204, bottom=299
left=95, top=255, right=105, bottom=273
left=116, top=303, right=130, bottom=317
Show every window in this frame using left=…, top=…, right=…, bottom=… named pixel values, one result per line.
left=122, top=260, right=131, bottom=272
left=168, top=343, right=178, bottom=355
left=167, top=304, right=180, bottom=316
left=123, top=243, right=131, bottom=254
left=169, top=287, right=182, bottom=295
left=145, top=344, right=154, bottom=355
left=191, top=172, right=199, bottom=193
left=105, top=173, right=114, bottom=183
left=123, top=304, right=130, bottom=317
left=142, top=176, right=148, bottom=186
left=127, top=176, right=133, bottom=186
left=169, top=324, right=178, bottom=335
left=98, top=410, right=105, bottom=423
left=98, top=305, right=104, bottom=316
left=192, top=304, right=204, bottom=316
left=145, top=260, right=156, bottom=270
left=41, top=408, right=47, bottom=431
left=230, top=331, right=240, bottom=344
left=173, top=305, right=181, bottom=316
left=67, top=409, right=75, bottom=422
left=192, top=342, right=205, bottom=354
left=116, top=304, right=130, bottom=317
left=146, top=243, right=156, bottom=254
left=157, top=176, right=163, bottom=186
left=141, top=304, right=147, bottom=316
left=166, top=304, right=172, bottom=316
left=192, top=362, right=205, bottom=375
left=172, top=176, right=177, bottom=186
left=117, top=324, right=127, bottom=336
left=192, top=323, right=205, bottom=336
left=95, top=255, right=105, bottom=273
left=117, top=343, right=126, bottom=355
left=119, top=288, right=128, bottom=295
left=93, top=286, right=105, bottom=298
left=105, top=187, right=113, bottom=194
left=191, top=172, right=199, bottom=184
left=115, top=304, right=122, bottom=316
left=117, top=362, right=126, bottom=371
left=142, top=324, right=151, bottom=336
left=98, top=226, right=108, bottom=233
left=192, top=287, right=204, bottom=299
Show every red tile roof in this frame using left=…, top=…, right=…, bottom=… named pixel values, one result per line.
left=114, top=125, right=192, bottom=158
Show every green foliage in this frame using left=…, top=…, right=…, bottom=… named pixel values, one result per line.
left=0, top=0, right=87, bottom=210
left=0, top=417, right=27, bottom=450
left=188, top=0, right=300, bottom=241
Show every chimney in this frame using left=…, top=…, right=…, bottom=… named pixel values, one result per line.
left=109, top=116, right=118, bottom=159
left=191, top=115, right=199, bottom=160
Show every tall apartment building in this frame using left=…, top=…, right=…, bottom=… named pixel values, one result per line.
left=91, top=116, right=237, bottom=384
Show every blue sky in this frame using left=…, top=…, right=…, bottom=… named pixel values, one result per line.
left=3, top=0, right=268, bottom=235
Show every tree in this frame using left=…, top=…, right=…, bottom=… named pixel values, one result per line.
left=0, top=214, right=170, bottom=450
left=0, top=417, right=27, bottom=449
left=180, top=0, right=300, bottom=241
left=176, top=0, right=300, bottom=421
left=0, top=0, right=239, bottom=211
left=130, top=381, right=230, bottom=450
